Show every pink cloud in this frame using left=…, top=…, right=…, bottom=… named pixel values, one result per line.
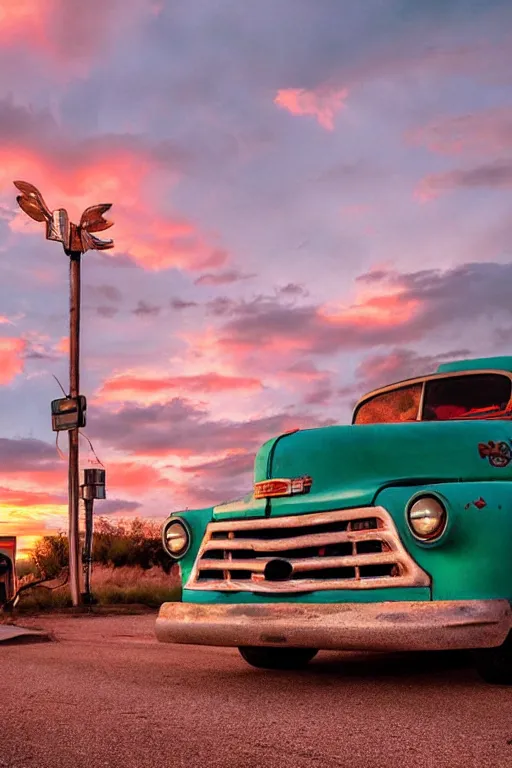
left=175, top=286, right=427, bottom=412
left=415, top=160, right=512, bottom=202
left=0, top=143, right=228, bottom=272
left=107, top=461, right=172, bottom=491
left=194, top=270, right=255, bottom=286
left=89, top=397, right=334, bottom=458
left=354, top=347, right=471, bottom=395
left=98, top=371, right=264, bottom=403
left=0, top=0, right=152, bottom=76
left=0, top=485, right=63, bottom=506
left=0, top=437, right=171, bottom=496
left=211, top=288, right=420, bottom=360
left=0, top=98, right=231, bottom=272
left=0, top=337, right=26, bottom=383
left=0, top=1, right=49, bottom=47
left=183, top=260, right=511, bottom=384
left=274, top=86, right=348, bottom=130
left=341, top=204, right=371, bottom=219
left=409, top=107, right=512, bottom=156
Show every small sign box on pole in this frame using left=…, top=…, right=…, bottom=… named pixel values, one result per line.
left=80, top=468, right=106, bottom=500
left=51, top=396, right=87, bottom=432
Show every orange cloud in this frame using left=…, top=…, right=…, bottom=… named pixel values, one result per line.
left=57, top=337, right=69, bottom=355
left=274, top=86, right=348, bottom=130
left=98, top=372, right=263, bottom=403
left=0, top=486, right=63, bottom=507
left=0, top=456, right=171, bottom=555
left=0, top=482, right=67, bottom=557
left=0, top=337, right=26, bottom=383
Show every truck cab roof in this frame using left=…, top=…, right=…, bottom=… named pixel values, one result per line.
left=353, top=356, right=512, bottom=425
left=436, top=356, right=512, bottom=374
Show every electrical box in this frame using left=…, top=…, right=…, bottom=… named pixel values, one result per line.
left=0, top=536, right=17, bottom=607
left=80, top=468, right=106, bottom=500
left=51, top=395, right=87, bottom=432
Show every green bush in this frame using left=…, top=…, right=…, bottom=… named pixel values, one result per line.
left=92, top=517, right=172, bottom=572
left=29, top=517, right=172, bottom=578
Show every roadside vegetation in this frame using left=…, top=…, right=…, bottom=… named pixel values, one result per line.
left=14, top=518, right=180, bottom=612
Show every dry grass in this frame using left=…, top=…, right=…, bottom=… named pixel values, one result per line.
left=15, top=565, right=181, bottom=612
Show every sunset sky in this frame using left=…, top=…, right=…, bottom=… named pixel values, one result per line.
left=1, top=0, right=512, bottom=556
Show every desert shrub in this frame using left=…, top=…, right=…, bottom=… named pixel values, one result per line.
left=29, top=517, right=172, bottom=577
left=92, top=517, right=172, bottom=572
left=32, top=532, right=69, bottom=578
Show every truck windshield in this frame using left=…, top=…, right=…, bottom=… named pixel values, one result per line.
left=423, top=373, right=511, bottom=421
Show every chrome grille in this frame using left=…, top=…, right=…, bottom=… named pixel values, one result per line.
left=186, top=507, right=430, bottom=593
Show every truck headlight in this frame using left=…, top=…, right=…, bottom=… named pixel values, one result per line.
left=407, top=496, right=447, bottom=541
left=162, top=517, right=191, bottom=559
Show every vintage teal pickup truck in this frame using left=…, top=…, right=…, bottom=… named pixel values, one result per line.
left=156, top=356, right=512, bottom=684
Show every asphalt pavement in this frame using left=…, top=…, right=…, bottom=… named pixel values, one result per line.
left=1, top=613, right=512, bottom=768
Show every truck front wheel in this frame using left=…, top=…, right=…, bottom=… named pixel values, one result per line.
left=238, top=646, right=318, bottom=670
left=473, top=632, right=512, bottom=685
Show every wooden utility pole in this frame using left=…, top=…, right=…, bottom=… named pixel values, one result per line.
left=68, top=252, right=82, bottom=605
left=13, top=181, right=114, bottom=607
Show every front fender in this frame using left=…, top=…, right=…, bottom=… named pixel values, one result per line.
left=374, top=481, right=512, bottom=602
left=164, top=507, right=214, bottom=585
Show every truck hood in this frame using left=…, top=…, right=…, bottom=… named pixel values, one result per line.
left=249, top=420, right=512, bottom=517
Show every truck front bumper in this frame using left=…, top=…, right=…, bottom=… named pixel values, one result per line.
left=156, top=599, right=512, bottom=652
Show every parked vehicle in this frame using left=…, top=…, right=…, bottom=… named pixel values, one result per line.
left=156, top=356, right=512, bottom=684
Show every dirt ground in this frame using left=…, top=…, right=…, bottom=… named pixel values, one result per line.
left=2, top=613, right=512, bottom=768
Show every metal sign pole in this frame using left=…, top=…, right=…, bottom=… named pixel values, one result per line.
left=81, top=469, right=106, bottom=605
left=13, top=181, right=114, bottom=608
left=83, top=498, right=94, bottom=601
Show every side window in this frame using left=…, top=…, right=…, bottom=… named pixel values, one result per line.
left=354, top=383, right=422, bottom=424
